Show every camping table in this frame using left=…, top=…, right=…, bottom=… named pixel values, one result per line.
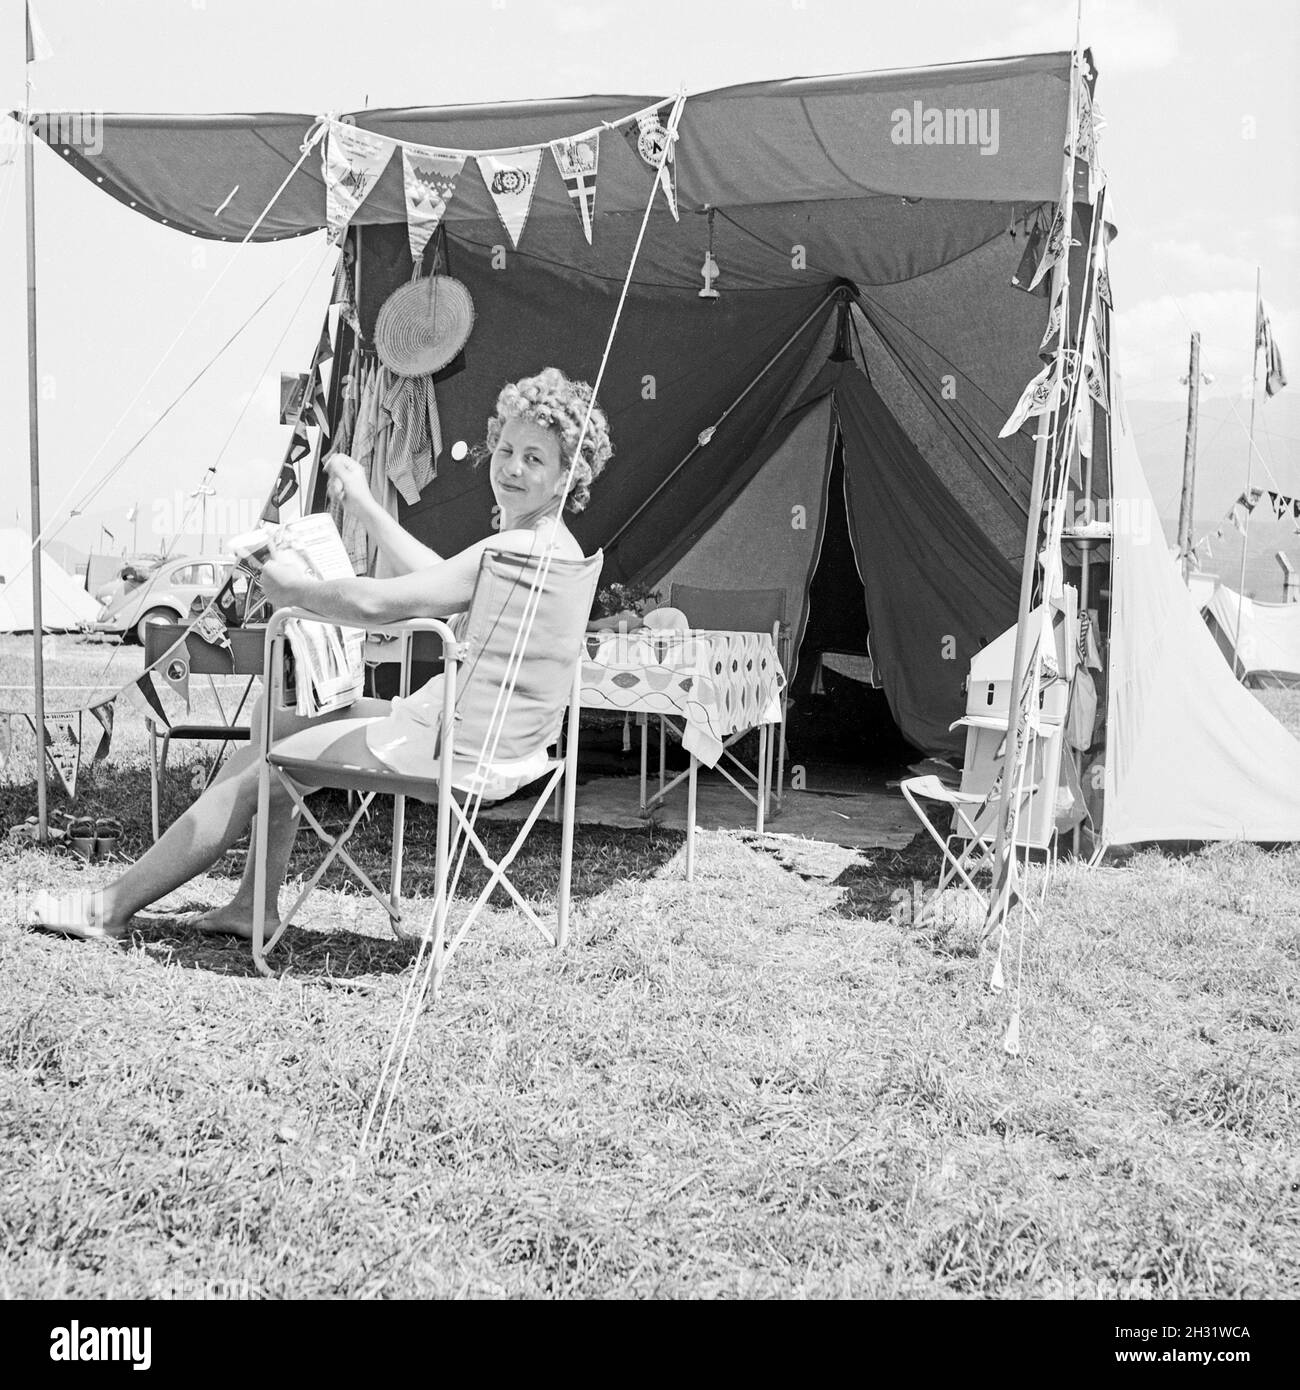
left=143, top=623, right=266, bottom=841
left=578, top=628, right=786, bottom=879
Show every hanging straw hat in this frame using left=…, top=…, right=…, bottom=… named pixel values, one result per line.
left=374, top=274, right=475, bottom=377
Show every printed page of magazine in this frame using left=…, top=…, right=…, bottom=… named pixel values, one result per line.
left=232, top=515, right=365, bottom=717
left=280, top=517, right=365, bottom=716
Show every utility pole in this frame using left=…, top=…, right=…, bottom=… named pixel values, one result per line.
left=1177, top=331, right=1202, bottom=583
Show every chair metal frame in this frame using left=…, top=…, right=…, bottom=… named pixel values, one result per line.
left=249, top=609, right=585, bottom=987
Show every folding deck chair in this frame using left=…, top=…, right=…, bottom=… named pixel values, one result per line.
left=249, top=548, right=603, bottom=985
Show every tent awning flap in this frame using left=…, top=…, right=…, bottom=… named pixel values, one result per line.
left=28, top=54, right=1071, bottom=241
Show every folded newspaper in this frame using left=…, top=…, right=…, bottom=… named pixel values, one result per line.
left=229, top=515, right=365, bottom=717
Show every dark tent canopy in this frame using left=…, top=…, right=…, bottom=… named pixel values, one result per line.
left=33, top=55, right=1080, bottom=754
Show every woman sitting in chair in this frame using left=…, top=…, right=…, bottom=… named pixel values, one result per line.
left=30, top=366, right=612, bottom=942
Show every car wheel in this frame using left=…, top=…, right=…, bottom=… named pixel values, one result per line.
left=135, top=607, right=178, bottom=646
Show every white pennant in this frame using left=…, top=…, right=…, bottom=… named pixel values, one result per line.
left=475, top=148, right=543, bottom=250
left=999, top=363, right=1064, bottom=438
left=402, top=144, right=465, bottom=264
left=322, top=120, right=396, bottom=246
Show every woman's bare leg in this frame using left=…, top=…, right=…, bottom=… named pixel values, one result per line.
left=88, top=742, right=287, bottom=934
left=31, top=696, right=392, bottom=940
left=192, top=800, right=301, bottom=937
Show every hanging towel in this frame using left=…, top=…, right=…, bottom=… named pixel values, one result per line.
left=380, top=371, right=440, bottom=505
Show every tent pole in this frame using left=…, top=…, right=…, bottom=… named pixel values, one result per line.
left=985, top=46, right=1083, bottom=935
left=1232, top=267, right=1261, bottom=680
left=23, top=70, right=48, bottom=841
left=603, top=286, right=845, bottom=554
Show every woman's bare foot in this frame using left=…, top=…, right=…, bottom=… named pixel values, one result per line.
left=28, top=889, right=126, bottom=942
left=192, top=902, right=281, bottom=940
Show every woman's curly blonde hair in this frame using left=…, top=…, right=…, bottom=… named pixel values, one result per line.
left=477, top=366, right=613, bottom=512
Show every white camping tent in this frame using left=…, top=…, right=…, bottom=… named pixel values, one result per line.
left=1103, top=404, right=1300, bottom=843
left=1200, top=582, right=1300, bottom=688
left=0, top=529, right=100, bottom=632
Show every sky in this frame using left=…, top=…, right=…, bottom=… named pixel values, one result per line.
left=0, top=0, right=1297, bottom=565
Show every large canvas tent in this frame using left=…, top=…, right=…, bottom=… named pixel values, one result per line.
left=27, top=51, right=1300, bottom=843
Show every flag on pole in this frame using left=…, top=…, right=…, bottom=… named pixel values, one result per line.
left=1256, top=297, right=1287, bottom=398
left=26, top=2, right=54, bottom=64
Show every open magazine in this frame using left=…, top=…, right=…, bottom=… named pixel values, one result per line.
left=228, top=514, right=365, bottom=717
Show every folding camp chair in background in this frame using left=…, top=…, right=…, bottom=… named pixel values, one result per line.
left=899, top=590, right=1083, bottom=925
left=249, top=549, right=603, bottom=987
left=654, top=583, right=791, bottom=817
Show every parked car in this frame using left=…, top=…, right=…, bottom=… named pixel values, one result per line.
left=93, top=555, right=233, bottom=643
left=92, top=555, right=166, bottom=611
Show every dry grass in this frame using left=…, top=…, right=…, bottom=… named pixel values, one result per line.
left=0, top=636, right=1298, bottom=1299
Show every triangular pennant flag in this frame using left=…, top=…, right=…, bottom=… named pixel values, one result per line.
left=1075, top=389, right=1093, bottom=459
left=322, top=120, right=395, bottom=246
left=332, top=241, right=361, bottom=336
left=1038, top=293, right=1064, bottom=358
left=402, top=145, right=465, bottom=265
left=191, top=603, right=231, bottom=650
left=1010, top=212, right=1050, bottom=296
left=271, top=462, right=300, bottom=508
left=999, top=363, right=1063, bottom=438
left=157, top=649, right=192, bottom=711
left=89, top=700, right=114, bottom=762
left=1083, top=313, right=1109, bottom=412
left=287, top=420, right=312, bottom=466
left=1028, top=207, right=1069, bottom=291
left=122, top=671, right=171, bottom=729
left=310, top=371, right=330, bottom=437
left=1230, top=502, right=1247, bottom=535
left=623, top=108, right=679, bottom=221
left=475, top=148, right=543, bottom=250
left=43, top=713, right=81, bottom=799
left=1215, top=526, right=1224, bottom=541
left=316, top=320, right=334, bottom=366
left=550, top=133, right=600, bottom=245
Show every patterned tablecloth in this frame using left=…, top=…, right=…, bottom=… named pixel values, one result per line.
left=580, top=629, right=786, bottom=767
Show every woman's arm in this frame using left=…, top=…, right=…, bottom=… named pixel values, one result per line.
left=326, top=454, right=444, bottom=575
left=261, top=529, right=547, bottom=628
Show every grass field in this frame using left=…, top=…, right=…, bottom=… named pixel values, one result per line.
left=1, top=635, right=1298, bottom=1298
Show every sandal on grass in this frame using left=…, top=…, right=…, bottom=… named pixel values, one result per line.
left=27, top=890, right=120, bottom=942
